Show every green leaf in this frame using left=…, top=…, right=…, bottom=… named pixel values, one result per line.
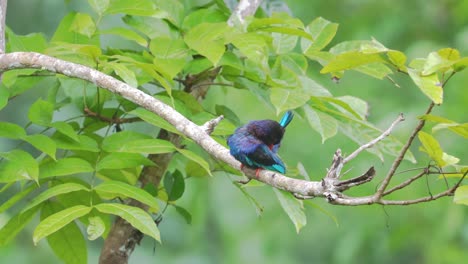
left=52, top=133, right=100, bottom=152
left=39, top=158, right=94, bottom=179
left=0, top=122, right=27, bottom=139
left=0, top=184, right=36, bottom=214
left=0, top=205, right=41, bottom=246
left=419, top=115, right=468, bottom=139
left=22, top=134, right=57, bottom=160
left=22, top=183, right=90, bottom=213
left=454, top=185, right=468, bottom=205
left=41, top=202, right=88, bottom=264
left=302, top=17, right=338, bottom=52
left=28, top=99, right=54, bottom=126
left=184, top=22, right=229, bottom=65
left=100, top=27, right=147, bottom=46
left=177, top=148, right=212, bottom=176
left=408, top=69, right=443, bottom=104
left=228, top=32, right=269, bottom=66
left=387, top=50, right=407, bottom=70
left=270, top=88, right=311, bottom=115
left=273, top=189, right=306, bottom=233
left=422, top=48, right=460, bottom=75
left=0, top=150, right=39, bottom=183
left=94, top=203, right=160, bottom=242
left=0, top=84, right=8, bottom=110
left=105, top=0, right=156, bottom=16
left=51, top=121, right=79, bottom=142
left=301, top=105, right=337, bottom=143
left=88, top=0, right=110, bottom=16
left=105, top=61, right=138, bottom=88
left=418, top=131, right=445, bottom=167
left=94, top=181, right=159, bottom=211
left=129, top=108, right=180, bottom=135
left=70, top=13, right=96, bottom=38
left=6, top=29, right=48, bottom=53
left=153, top=0, right=184, bottom=26
left=97, top=153, right=155, bottom=171
left=102, top=136, right=176, bottom=154
left=51, top=12, right=99, bottom=45
left=87, top=216, right=106, bottom=240
left=173, top=205, right=192, bottom=225
left=321, top=51, right=386, bottom=74
left=33, top=205, right=92, bottom=245
left=164, top=170, right=185, bottom=201
left=122, top=15, right=169, bottom=39
left=182, top=8, right=227, bottom=30
left=233, top=182, right=264, bottom=216
left=150, top=37, right=189, bottom=78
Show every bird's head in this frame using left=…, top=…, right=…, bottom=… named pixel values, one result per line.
left=246, top=120, right=284, bottom=145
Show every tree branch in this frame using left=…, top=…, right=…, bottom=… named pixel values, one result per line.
left=227, top=0, right=262, bottom=26
left=0, top=52, right=462, bottom=207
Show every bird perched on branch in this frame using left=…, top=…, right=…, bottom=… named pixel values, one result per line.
left=227, top=111, right=294, bottom=176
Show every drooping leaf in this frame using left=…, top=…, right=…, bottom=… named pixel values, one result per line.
left=22, top=134, right=57, bottom=160
left=173, top=205, right=192, bottom=225
left=22, top=183, right=90, bottom=213
left=39, top=158, right=94, bottom=179
left=273, top=189, right=306, bottom=233
left=94, top=203, right=160, bottom=242
left=94, top=181, right=159, bottom=211
left=33, top=205, right=92, bottom=245
left=163, top=170, right=185, bottom=201
left=0, top=150, right=39, bottom=183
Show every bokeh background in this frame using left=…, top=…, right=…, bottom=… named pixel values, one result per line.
left=1, top=0, right=467, bottom=263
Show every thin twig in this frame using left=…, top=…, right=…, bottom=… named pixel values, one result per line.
left=343, top=113, right=405, bottom=164
left=383, top=169, right=427, bottom=196
left=84, top=107, right=141, bottom=124
left=375, top=102, right=435, bottom=198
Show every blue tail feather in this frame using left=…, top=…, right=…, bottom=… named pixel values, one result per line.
left=279, top=111, right=294, bottom=128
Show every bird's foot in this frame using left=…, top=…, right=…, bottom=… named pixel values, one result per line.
left=255, top=168, right=262, bottom=178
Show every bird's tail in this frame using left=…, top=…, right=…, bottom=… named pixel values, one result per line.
left=279, top=111, right=294, bottom=128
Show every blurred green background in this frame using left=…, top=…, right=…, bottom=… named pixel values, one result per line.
left=1, top=0, right=467, bottom=263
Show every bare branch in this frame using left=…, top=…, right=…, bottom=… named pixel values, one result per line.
left=375, top=102, right=435, bottom=198
left=383, top=169, right=427, bottom=196
left=0, top=0, right=6, bottom=54
left=84, top=107, right=141, bottom=124
left=343, top=113, right=405, bottom=164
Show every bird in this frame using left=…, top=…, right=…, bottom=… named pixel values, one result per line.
left=227, top=111, right=294, bottom=176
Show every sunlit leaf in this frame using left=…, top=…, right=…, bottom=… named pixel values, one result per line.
left=418, top=131, right=445, bottom=167
left=22, top=134, right=57, bottom=160
left=33, top=205, right=92, bottom=245
left=28, top=99, right=54, bottom=126
left=22, top=183, right=90, bottom=213
left=302, top=17, right=338, bottom=52
left=0, top=122, right=27, bottom=139
left=105, top=0, right=156, bottom=16
left=100, top=27, right=147, bottom=46
left=70, top=13, right=96, bottom=38
left=87, top=216, right=106, bottom=240
left=184, top=22, right=229, bottom=65
left=88, top=0, right=110, bottom=16
left=40, top=158, right=94, bottom=179
left=408, top=69, right=443, bottom=104
left=0, top=150, right=39, bottom=183
left=454, top=185, right=468, bottom=206
left=96, top=153, right=155, bottom=171
left=94, top=203, right=160, bottom=242
left=94, top=181, right=159, bottom=211
left=270, top=88, right=311, bottom=115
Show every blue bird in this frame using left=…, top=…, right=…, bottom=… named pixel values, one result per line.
left=227, top=111, right=294, bottom=176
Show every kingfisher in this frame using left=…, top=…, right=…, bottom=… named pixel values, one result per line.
left=227, top=111, right=293, bottom=176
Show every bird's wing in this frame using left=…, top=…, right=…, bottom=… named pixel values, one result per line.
left=246, top=144, right=285, bottom=173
